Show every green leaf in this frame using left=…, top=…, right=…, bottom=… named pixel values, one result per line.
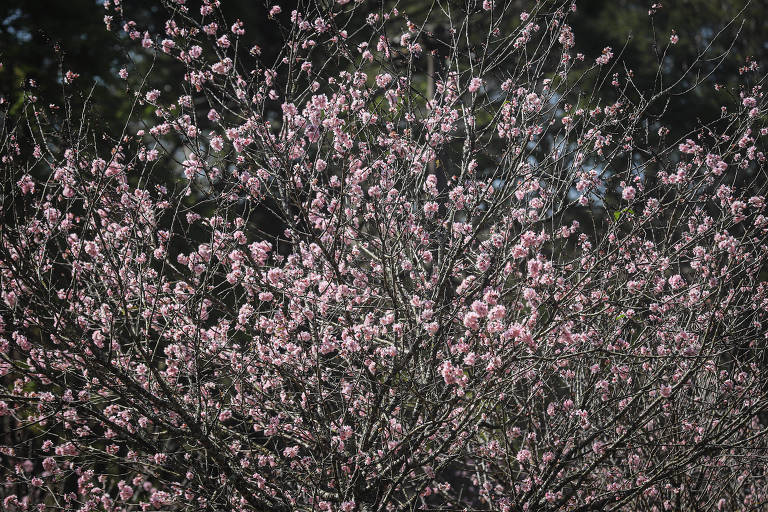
left=613, top=208, right=635, bottom=222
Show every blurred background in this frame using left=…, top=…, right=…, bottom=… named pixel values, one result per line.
left=2, top=0, right=764, bottom=137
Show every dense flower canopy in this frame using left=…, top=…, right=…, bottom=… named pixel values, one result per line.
left=1, top=1, right=768, bottom=511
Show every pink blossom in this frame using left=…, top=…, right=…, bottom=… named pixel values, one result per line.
left=210, top=135, right=224, bottom=151
left=211, top=58, right=233, bottom=75
left=376, top=73, right=393, bottom=88
left=595, top=47, right=614, bottom=65
left=63, top=70, right=79, bottom=84
left=471, top=300, right=489, bottom=317
left=668, top=274, right=685, bottom=290
left=468, top=77, right=483, bottom=93
left=17, top=174, right=35, bottom=194
left=42, top=457, right=56, bottom=472
left=119, top=482, right=134, bottom=501
left=463, top=311, right=480, bottom=330
left=283, top=446, right=299, bottom=458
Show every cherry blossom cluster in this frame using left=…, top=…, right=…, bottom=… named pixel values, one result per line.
left=2, top=0, right=768, bottom=511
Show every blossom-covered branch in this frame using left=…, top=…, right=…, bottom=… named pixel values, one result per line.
left=2, top=0, right=768, bottom=510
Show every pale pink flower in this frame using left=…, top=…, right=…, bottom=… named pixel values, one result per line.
left=468, top=77, right=483, bottom=93
left=595, top=47, right=613, bottom=65
left=668, top=274, right=685, bottom=290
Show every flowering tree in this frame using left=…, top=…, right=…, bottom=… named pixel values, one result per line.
left=2, top=0, right=768, bottom=510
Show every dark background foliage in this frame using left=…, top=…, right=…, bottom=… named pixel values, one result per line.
left=3, top=0, right=764, bottom=135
